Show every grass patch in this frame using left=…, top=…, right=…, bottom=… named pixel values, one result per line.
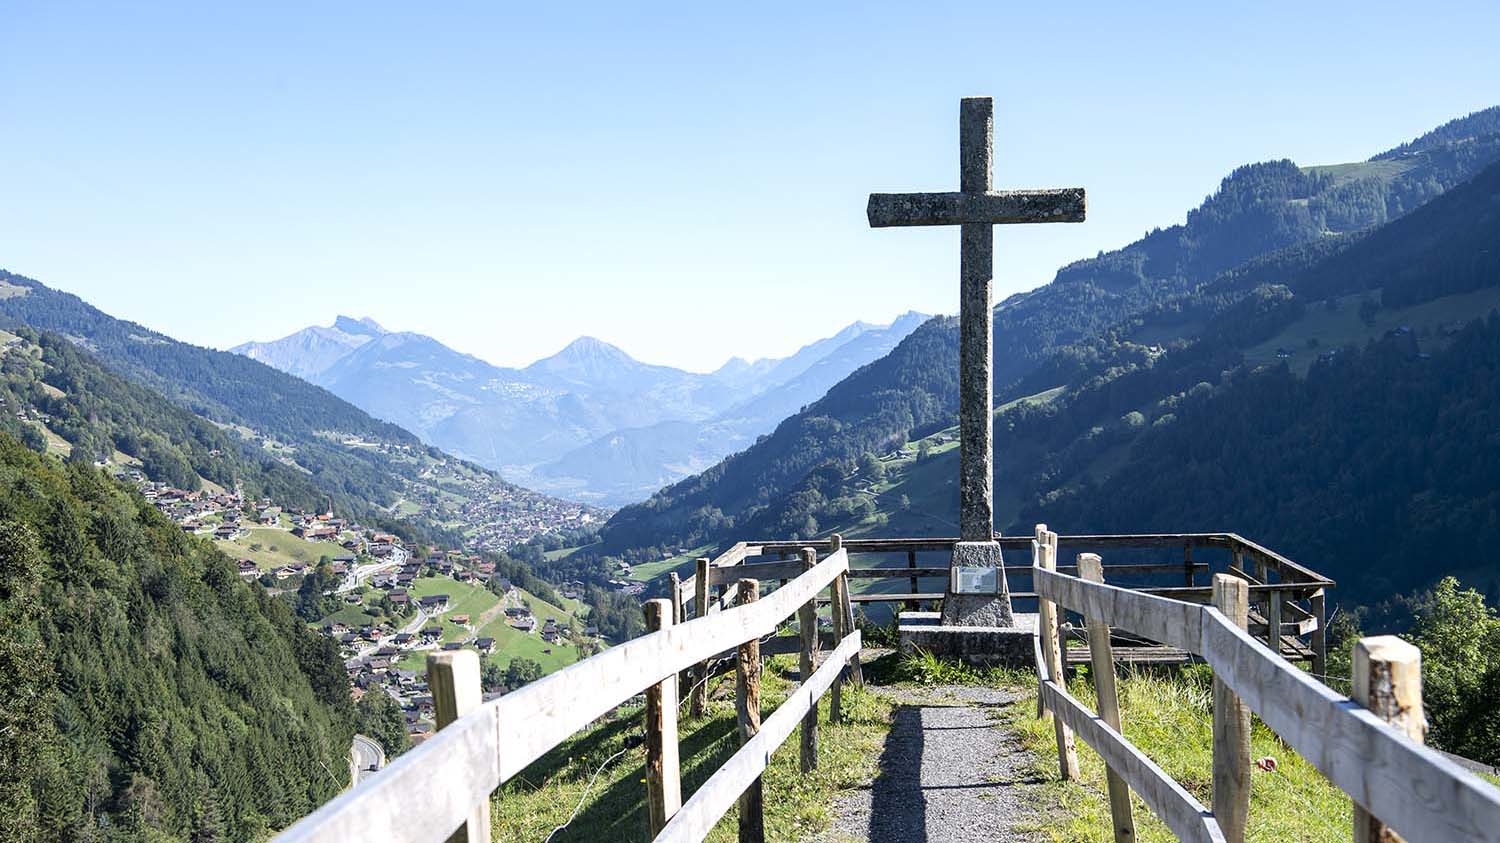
left=1243, top=285, right=1500, bottom=374
left=864, top=648, right=1032, bottom=688
left=1009, top=667, right=1351, bottom=842
left=626, top=544, right=714, bottom=585
left=317, top=601, right=386, bottom=628
left=489, top=656, right=891, bottom=842
left=214, top=526, right=344, bottom=570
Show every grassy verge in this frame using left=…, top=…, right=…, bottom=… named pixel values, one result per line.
left=626, top=544, right=715, bottom=585
left=1008, top=667, right=1351, bottom=842
left=213, top=525, right=344, bottom=570
left=489, top=654, right=892, bottom=842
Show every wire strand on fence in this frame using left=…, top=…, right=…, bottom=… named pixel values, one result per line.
left=542, top=744, right=633, bottom=843
left=676, top=628, right=783, bottom=713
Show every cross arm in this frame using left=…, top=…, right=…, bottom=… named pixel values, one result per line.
left=867, top=188, right=1085, bottom=228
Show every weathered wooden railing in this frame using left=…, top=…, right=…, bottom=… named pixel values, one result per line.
left=679, top=531, right=1332, bottom=674
left=1027, top=525, right=1500, bottom=843
left=275, top=545, right=862, bottom=843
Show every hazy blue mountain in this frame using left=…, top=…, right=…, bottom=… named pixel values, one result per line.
left=526, top=311, right=935, bottom=503
left=235, top=312, right=928, bottom=504
left=232, top=316, right=385, bottom=379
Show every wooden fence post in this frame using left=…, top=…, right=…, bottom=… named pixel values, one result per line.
left=829, top=571, right=847, bottom=725
left=1252, top=553, right=1270, bottom=643
left=734, top=579, right=765, bottom=843
left=1310, top=588, right=1328, bottom=678
left=1035, top=525, right=1080, bottom=781
left=830, top=534, right=862, bottom=687
left=1077, top=553, right=1135, bottom=843
left=691, top=556, right=710, bottom=717
left=1352, top=636, right=1425, bottom=843
left=669, top=572, right=683, bottom=625
left=1053, top=532, right=1074, bottom=685
left=643, top=599, right=682, bottom=836
left=1267, top=588, right=1284, bottom=657
left=798, top=547, right=820, bottom=773
left=428, top=650, right=492, bottom=843
left=1212, top=574, right=1251, bottom=843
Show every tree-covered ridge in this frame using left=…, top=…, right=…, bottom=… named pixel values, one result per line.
left=1373, top=105, right=1500, bottom=159
left=0, top=434, right=352, bottom=842
left=586, top=127, right=1500, bottom=602
left=989, top=104, right=1500, bottom=391
left=0, top=272, right=414, bottom=444
left=0, top=326, right=352, bottom=512
left=1025, top=312, right=1500, bottom=603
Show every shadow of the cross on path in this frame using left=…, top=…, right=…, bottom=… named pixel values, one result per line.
left=863, top=693, right=1046, bottom=843
left=867, top=705, right=931, bottom=842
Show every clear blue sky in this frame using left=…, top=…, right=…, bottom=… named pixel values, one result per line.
left=3, top=2, right=1497, bottom=371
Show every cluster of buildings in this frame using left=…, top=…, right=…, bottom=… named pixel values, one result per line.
left=119, top=466, right=608, bottom=744
left=457, top=491, right=599, bottom=553
left=370, top=549, right=495, bottom=591
left=605, top=562, right=647, bottom=596
left=138, top=479, right=246, bottom=534
left=334, top=558, right=596, bottom=744
left=498, top=606, right=581, bottom=643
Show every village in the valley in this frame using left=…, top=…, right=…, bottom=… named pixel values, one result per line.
left=126, top=470, right=607, bottom=744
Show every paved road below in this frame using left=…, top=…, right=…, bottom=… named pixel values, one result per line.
left=350, top=734, right=386, bottom=784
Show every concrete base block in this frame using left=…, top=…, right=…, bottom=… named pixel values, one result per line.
left=941, top=541, right=1015, bottom=627
left=898, top=613, right=1038, bottom=666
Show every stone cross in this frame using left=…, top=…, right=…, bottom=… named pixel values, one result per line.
left=868, top=96, right=1085, bottom=626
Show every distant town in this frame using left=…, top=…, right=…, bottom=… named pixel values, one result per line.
left=125, top=470, right=606, bottom=744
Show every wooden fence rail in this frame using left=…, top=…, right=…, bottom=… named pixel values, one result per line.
left=1029, top=525, right=1500, bottom=843
left=731, top=531, right=1330, bottom=672
left=276, top=546, right=860, bottom=843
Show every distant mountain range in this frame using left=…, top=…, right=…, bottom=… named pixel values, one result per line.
left=233, top=311, right=929, bottom=505
left=0, top=272, right=599, bottom=550
left=591, top=106, right=1500, bottom=606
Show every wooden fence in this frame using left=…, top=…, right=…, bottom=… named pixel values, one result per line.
left=1027, top=525, right=1500, bottom=843
left=686, top=532, right=1331, bottom=674
left=275, top=546, right=863, bottom=843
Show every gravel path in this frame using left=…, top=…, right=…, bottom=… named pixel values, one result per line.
left=816, top=685, right=1049, bottom=843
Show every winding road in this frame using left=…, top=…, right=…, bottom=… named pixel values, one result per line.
left=350, top=734, right=386, bottom=784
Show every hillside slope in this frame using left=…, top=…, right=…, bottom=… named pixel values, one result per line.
left=0, top=434, right=352, bottom=841
left=0, top=326, right=375, bottom=512
left=826, top=160, right=1500, bottom=604
left=988, top=105, right=1500, bottom=390
left=1026, top=315, right=1500, bottom=601
left=0, top=272, right=596, bottom=548
left=587, top=112, right=1500, bottom=606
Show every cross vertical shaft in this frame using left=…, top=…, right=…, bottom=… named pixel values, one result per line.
left=866, top=95, right=1084, bottom=630
left=959, top=97, right=994, bottom=542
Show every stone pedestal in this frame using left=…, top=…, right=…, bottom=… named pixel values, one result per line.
left=940, top=540, right=1014, bottom=627
left=894, top=540, right=1027, bottom=664
left=898, top=612, right=1037, bottom=666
